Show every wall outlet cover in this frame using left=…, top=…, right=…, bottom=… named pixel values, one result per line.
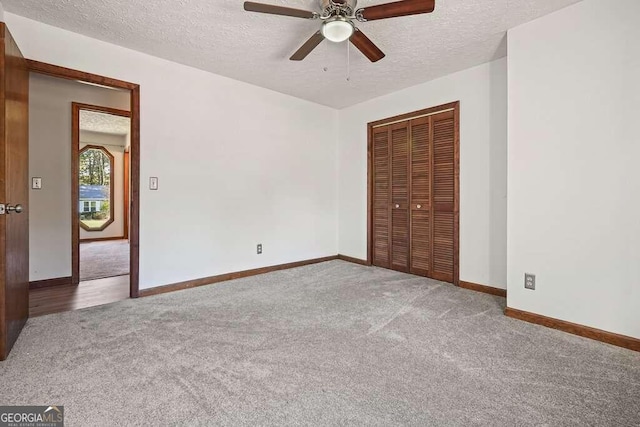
left=525, top=273, right=536, bottom=290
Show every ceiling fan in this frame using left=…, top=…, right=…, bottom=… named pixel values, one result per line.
left=244, top=0, right=436, bottom=62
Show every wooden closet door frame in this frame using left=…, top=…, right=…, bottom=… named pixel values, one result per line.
left=367, top=101, right=460, bottom=285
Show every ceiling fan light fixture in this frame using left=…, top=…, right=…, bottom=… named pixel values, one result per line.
left=321, top=18, right=355, bottom=43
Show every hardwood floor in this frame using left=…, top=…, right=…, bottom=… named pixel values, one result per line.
left=29, top=275, right=129, bottom=317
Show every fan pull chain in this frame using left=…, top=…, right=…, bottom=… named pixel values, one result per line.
left=346, top=41, right=351, bottom=82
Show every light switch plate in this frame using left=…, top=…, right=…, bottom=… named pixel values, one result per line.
left=32, top=177, right=42, bottom=190
left=149, top=177, right=159, bottom=190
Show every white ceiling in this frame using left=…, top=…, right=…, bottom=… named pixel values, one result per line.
left=80, top=110, right=130, bottom=135
left=3, top=0, right=581, bottom=108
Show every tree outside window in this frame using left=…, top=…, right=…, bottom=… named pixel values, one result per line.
left=79, top=145, right=114, bottom=231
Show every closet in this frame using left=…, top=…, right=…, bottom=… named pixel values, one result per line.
left=369, top=103, right=458, bottom=284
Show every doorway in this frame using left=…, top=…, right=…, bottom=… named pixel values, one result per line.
left=26, top=60, right=140, bottom=299
left=24, top=63, right=140, bottom=319
left=73, top=103, right=131, bottom=285
left=367, top=102, right=460, bottom=285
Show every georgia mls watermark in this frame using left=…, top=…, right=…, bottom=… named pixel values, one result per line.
left=0, top=406, right=64, bottom=427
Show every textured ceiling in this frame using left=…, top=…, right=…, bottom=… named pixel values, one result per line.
left=80, top=110, right=130, bottom=135
left=3, top=0, right=582, bottom=108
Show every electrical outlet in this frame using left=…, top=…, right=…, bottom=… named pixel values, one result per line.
left=257, top=244, right=262, bottom=255
left=525, top=273, right=536, bottom=290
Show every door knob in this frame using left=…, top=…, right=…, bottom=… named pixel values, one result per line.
left=417, top=204, right=422, bottom=209
left=6, top=204, right=23, bottom=214
left=395, top=204, right=400, bottom=209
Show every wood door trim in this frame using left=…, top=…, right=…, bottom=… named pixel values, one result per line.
left=26, top=59, right=137, bottom=90
left=406, top=121, right=413, bottom=274
left=71, top=104, right=79, bottom=284
left=366, top=126, right=373, bottom=266
left=123, top=149, right=130, bottom=240
left=130, top=86, right=140, bottom=298
left=453, top=106, right=460, bottom=286
left=386, top=126, right=392, bottom=268
left=29, top=61, right=141, bottom=298
left=72, top=103, right=130, bottom=118
left=505, top=307, right=640, bottom=353
left=367, top=102, right=460, bottom=285
left=369, top=102, right=459, bottom=128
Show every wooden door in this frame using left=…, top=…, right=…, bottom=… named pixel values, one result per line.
left=369, top=102, right=459, bottom=285
left=371, top=125, right=390, bottom=268
left=371, top=121, right=411, bottom=273
left=0, top=23, right=29, bottom=361
left=409, top=117, right=430, bottom=276
left=389, top=122, right=410, bottom=272
left=430, top=110, right=456, bottom=283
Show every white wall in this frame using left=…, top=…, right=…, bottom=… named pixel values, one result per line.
left=10, top=0, right=638, bottom=340
left=29, top=74, right=129, bottom=281
left=79, top=131, right=127, bottom=241
left=7, top=13, right=339, bottom=289
left=507, top=0, right=640, bottom=338
left=338, top=58, right=508, bottom=289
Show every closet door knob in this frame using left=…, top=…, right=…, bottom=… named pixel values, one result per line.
left=395, top=204, right=400, bottom=209
left=417, top=204, right=422, bottom=209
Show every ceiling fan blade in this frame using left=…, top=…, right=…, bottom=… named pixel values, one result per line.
left=358, top=0, right=435, bottom=21
left=350, top=30, right=385, bottom=62
left=244, top=2, right=317, bottom=19
left=290, top=31, right=325, bottom=61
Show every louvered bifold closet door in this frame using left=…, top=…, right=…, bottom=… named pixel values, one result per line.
left=372, top=126, right=391, bottom=268
left=431, top=110, right=456, bottom=282
left=390, top=122, right=410, bottom=272
left=409, top=117, right=430, bottom=276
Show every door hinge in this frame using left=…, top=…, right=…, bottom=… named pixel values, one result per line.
left=0, top=204, right=5, bottom=215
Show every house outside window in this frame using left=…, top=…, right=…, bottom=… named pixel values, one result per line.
left=79, top=145, right=114, bottom=231
left=81, top=200, right=101, bottom=213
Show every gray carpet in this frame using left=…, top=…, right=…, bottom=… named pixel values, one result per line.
left=1, top=261, right=639, bottom=426
left=80, top=240, right=129, bottom=281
